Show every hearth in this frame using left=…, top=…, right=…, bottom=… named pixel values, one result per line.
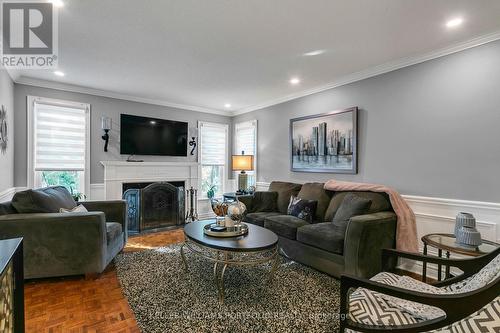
left=123, top=182, right=185, bottom=234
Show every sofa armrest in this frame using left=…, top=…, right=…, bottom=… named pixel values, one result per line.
left=344, top=212, right=397, bottom=278
left=80, top=200, right=127, bottom=242
left=0, top=212, right=107, bottom=278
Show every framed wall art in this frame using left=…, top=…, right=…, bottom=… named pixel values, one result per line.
left=290, top=107, right=358, bottom=174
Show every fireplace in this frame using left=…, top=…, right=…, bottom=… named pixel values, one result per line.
left=123, top=182, right=185, bottom=234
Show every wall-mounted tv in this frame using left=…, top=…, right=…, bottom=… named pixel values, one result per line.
left=120, top=114, right=188, bottom=156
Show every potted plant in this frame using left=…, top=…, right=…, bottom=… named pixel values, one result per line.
left=206, top=185, right=217, bottom=200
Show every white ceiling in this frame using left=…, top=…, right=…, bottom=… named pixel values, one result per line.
left=11, top=0, right=500, bottom=115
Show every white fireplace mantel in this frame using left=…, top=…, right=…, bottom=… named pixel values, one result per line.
left=100, top=161, right=199, bottom=200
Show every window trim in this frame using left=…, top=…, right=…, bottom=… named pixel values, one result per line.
left=198, top=120, right=229, bottom=199
left=234, top=119, right=258, bottom=185
left=27, top=96, right=91, bottom=196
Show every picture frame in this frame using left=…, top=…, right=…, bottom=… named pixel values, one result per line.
left=290, top=107, right=358, bottom=174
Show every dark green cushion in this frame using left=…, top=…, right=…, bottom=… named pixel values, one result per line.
left=268, top=181, right=302, bottom=214
left=296, top=222, right=344, bottom=254
left=244, top=212, right=281, bottom=226
left=264, top=215, right=309, bottom=240
left=331, top=194, right=372, bottom=252
left=105, top=222, right=122, bottom=245
left=297, top=182, right=332, bottom=221
left=0, top=202, right=17, bottom=215
left=252, top=191, right=278, bottom=212
left=12, top=186, right=77, bottom=213
left=324, top=191, right=390, bottom=221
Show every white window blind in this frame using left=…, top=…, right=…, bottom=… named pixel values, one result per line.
left=199, top=122, right=228, bottom=197
left=234, top=120, right=257, bottom=185
left=200, top=122, right=227, bottom=166
left=34, top=102, right=87, bottom=171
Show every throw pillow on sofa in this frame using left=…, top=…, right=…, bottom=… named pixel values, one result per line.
left=332, top=193, right=372, bottom=239
left=287, top=196, right=317, bottom=223
left=12, top=186, right=77, bottom=213
left=252, top=191, right=278, bottom=212
left=60, top=205, right=89, bottom=213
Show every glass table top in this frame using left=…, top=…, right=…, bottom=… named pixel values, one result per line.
left=422, top=233, right=499, bottom=256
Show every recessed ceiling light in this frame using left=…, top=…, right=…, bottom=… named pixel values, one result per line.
left=51, top=0, right=64, bottom=7
left=289, top=77, right=300, bottom=85
left=150, top=120, right=156, bottom=125
left=303, top=50, right=325, bottom=56
left=224, top=103, right=232, bottom=108
left=54, top=71, right=65, bottom=77
left=446, top=17, right=464, bottom=28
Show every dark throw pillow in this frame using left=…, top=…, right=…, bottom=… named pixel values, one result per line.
left=287, top=196, right=317, bottom=223
left=12, top=186, right=77, bottom=213
left=332, top=193, right=372, bottom=239
left=252, top=191, right=278, bottom=212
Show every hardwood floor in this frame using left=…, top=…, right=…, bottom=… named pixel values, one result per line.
left=25, top=229, right=185, bottom=333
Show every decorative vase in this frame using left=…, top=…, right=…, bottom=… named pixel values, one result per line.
left=456, top=226, right=482, bottom=247
left=454, top=212, right=476, bottom=237
left=227, top=200, right=247, bottom=225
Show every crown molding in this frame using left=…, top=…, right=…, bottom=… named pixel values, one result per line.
left=233, top=30, right=500, bottom=116
left=10, top=30, right=500, bottom=118
left=14, top=77, right=233, bottom=117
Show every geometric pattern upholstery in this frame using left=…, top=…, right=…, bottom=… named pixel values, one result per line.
left=430, top=297, right=500, bottom=332
left=346, top=253, right=500, bottom=333
left=347, top=272, right=424, bottom=328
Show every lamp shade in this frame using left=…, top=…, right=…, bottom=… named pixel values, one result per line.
left=232, top=154, right=254, bottom=171
left=101, top=117, right=112, bottom=131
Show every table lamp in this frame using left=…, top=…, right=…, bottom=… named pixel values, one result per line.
left=232, top=151, right=254, bottom=194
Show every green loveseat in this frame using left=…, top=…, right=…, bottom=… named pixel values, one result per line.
left=0, top=186, right=127, bottom=279
left=241, top=181, right=397, bottom=278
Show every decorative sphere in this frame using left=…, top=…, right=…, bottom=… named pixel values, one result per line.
left=227, top=201, right=247, bottom=223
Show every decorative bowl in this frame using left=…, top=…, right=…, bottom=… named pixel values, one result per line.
left=210, top=199, right=228, bottom=217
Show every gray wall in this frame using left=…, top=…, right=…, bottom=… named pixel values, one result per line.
left=234, top=40, right=500, bottom=202
left=0, top=69, right=14, bottom=193
left=14, top=84, right=232, bottom=186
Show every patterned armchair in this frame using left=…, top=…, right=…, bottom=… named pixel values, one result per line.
left=340, top=247, right=500, bottom=332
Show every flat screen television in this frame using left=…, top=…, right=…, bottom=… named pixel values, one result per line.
left=120, top=114, right=188, bottom=156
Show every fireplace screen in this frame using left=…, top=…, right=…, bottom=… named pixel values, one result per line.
left=123, top=182, right=185, bottom=233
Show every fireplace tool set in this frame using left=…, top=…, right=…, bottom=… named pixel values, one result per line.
left=185, top=187, right=199, bottom=223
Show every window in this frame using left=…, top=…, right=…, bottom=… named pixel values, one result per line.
left=234, top=120, right=257, bottom=187
left=27, top=96, right=90, bottom=197
left=199, top=121, right=228, bottom=198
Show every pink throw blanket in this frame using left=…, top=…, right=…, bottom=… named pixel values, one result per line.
left=324, top=179, right=418, bottom=253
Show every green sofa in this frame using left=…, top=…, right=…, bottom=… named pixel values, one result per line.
left=0, top=186, right=127, bottom=279
left=241, top=181, right=397, bottom=278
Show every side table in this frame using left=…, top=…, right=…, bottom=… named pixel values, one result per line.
left=421, top=233, right=499, bottom=282
left=222, top=192, right=253, bottom=202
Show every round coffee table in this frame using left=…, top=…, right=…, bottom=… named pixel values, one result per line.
left=181, top=219, right=279, bottom=303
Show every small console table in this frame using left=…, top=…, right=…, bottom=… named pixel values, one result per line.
left=421, top=233, right=499, bottom=282
left=0, top=238, right=24, bottom=333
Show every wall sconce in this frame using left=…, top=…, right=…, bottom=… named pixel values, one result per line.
left=101, top=117, right=112, bottom=152
left=189, top=127, right=198, bottom=156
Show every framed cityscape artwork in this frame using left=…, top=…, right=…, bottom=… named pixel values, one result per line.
left=290, top=107, right=358, bottom=174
